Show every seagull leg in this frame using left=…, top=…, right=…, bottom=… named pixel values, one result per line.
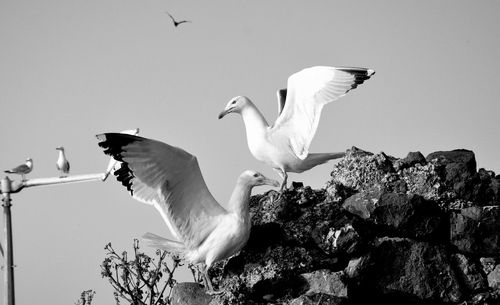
left=280, top=172, right=288, bottom=192
left=273, top=168, right=288, bottom=199
left=201, top=264, right=224, bottom=295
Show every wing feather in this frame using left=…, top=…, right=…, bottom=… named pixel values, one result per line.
left=272, top=66, right=375, bottom=159
left=97, top=133, right=227, bottom=249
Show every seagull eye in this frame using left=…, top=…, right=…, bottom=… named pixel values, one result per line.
left=253, top=173, right=259, bottom=178
left=231, top=100, right=236, bottom=105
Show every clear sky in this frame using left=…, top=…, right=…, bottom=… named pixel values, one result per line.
left=1, top=1, right=499, bottom=304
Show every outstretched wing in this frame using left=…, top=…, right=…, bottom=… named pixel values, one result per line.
left=276, top=89, right=287, bottom=115
left=272, top=66, right=375, bottom=159
left=97, top=133, right=227, bottom=249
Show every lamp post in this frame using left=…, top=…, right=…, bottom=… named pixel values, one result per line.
left=0, top=128, right=139, bottom=305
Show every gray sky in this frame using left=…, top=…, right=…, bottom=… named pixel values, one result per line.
left=1, top=1, right=499, bottom=304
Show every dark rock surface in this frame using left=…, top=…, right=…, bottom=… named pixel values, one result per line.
left=174, top=148, right=500, bottom=304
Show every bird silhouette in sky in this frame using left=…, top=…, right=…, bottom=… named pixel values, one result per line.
left=165, top=11, right=191, bottom=28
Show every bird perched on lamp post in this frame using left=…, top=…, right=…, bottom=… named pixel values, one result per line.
left=96, top=133, right=279, bottom=294
left=218, top=66, right=375, bottom=192
left=4, top=158, right=33, bottom=181
left=56, top=147, right=70, bottom=177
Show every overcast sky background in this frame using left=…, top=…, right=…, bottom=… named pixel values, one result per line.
left=1, top=1, right=499, bottom=304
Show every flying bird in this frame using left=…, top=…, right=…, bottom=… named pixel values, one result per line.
left=4, top=158, right=33, bottom=180
left=165, top=11, right=191, bottom=27
left=218, top=66, right=375, bottom=192
left=56, top=147, right=70, bottom=177
left=96, top=133, right=279, bottom=293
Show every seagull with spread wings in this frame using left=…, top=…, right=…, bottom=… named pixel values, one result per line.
left=96, top=133, right=279, bottom=293
left=218, top=66, right=375, bottom=192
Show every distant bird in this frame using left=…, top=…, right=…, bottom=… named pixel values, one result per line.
left=165, top=11, right=191, bottom=27
left=56, top=147, right=70, bottom=177
left=219, top=66, right=375, bottom=192
left=4, top=158, right=33, bottom=180
left=96, top=133, right=279, bottom=293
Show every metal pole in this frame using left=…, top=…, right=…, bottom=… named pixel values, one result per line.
left=1, top=177, right=15, bottom=305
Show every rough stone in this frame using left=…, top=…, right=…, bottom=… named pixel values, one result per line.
left=480, top=257, right=498, bottom=274
left=344, top=191, right=445, bottom=240
left=450, top=206, right=500, bottom=255
left=452, top=253, right=488, bottom=293
left=394, top=151, right=427, bottom=171
left=171, top=282, right=212, bottom=305
left=300, top=269, right=347, bottom=297
left=192, top=148, right=500, bottom=305
left=288, top=294, right=347, bottom=305
left=488, top=265, right=500, bottom=290
left=426, top=149, right=477, bottom=201
left=349, top=237, right=463, bottom=304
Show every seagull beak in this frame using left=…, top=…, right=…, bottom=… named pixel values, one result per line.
left=263, top=177, right=280, bottom=188
left=218, top=109, right=230, bottom=119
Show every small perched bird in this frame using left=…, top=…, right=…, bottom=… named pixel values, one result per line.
left=219, top=66, right=375, bottom=192
left=4, top=158, right=33, bottom=180
left=165, top=11, right=191, bottom=27
left=56, top=147, right=70, bottom=177
left=96, top=133, right=279, bottom=293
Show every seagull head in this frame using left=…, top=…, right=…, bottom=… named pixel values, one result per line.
left=240, top=170, right=280, bottom=188
left=26, top=158, right=32, bottom=162
left=218, top=96, right=250, bottom=119
left=56, top=146, right=64, bottom=151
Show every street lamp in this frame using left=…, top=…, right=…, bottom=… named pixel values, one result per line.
left=0, top=128, right=139, bottom=305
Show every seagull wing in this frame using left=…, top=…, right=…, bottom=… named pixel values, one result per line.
left=5, top=163, right=30, bottom=174
left=97, top=133, right=228, bottom=249
left=276, top=89, right=287, bottom=115
left=272, top=66, right=375, bottom=159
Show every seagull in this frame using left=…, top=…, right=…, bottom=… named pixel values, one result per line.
left=4, top=158, right=33, bottom=181
left=218, top=66, right=375, bottom=192
left=96, top=133, right=279, bottom=293
left=56, top=147, right=70, bottom=178
left=165, top=11, right=191, bottom=27
left=103, top=128, right=140, bottom=181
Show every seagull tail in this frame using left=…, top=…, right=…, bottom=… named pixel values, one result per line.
left=298, top=152, right=346, bottom=172
left=4, top=170, right=13, bottom=173
left=142, top=232, right=185, bottom=254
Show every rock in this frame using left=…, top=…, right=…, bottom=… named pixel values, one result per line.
left=472, top=168, right=500, bottom=206
left=342, top=188, right=382, bottom=219
left=452, top=253, right=488, bottom=293
left=344, top=191, right=445, bottom=240
left=426, top=149, right=477, bottom=201
left=450, top=206, right=500, bottom=255
left=349, top=237, right=463, bottom=303
left=300, top=269, right=347, bottom=297
left=195, top=148, right=500, bottom=305
left=480, top=257, right=498, bottom=274
left=394, top=151, right=427, bottom=171
left=170, top=282, right=211, bottom=305
left=488, top=265, right=500, bottom=290
left=288, top=294, right=347, bottom=305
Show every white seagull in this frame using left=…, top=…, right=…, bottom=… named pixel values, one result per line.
left=56, top=147, right=70, bottom=177
left=4, top=158, right=33, bottom=180
left=218, top=66, right=375, bottom=192
left=96, top=133, right=279, bottom=293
